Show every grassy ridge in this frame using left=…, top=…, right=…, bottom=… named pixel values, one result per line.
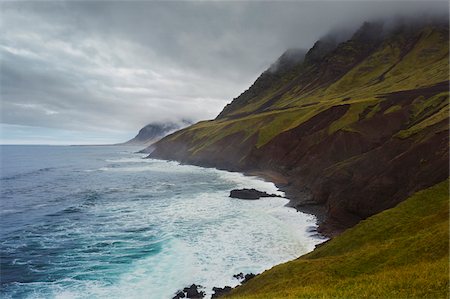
left=227, top=180, right=449, bottom=299
left=227, top=25, right=448, bottom=117
left=150, top=22, right=450, bottom=297
left=151, top=22, right=448, bottom=232
left=161, top=25, right=448, bottom=155
left=150, top=21, right=449, bottom=298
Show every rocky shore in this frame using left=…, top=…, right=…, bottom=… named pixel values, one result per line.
left=229, top=188, right=283, bottom=200
left=243, top=170, right=329, bottom=234
left=146, top=19, right=449, bottom=298
left=148, top=21, right=449, bottom=237
left=173, top=272, right=256, bottom=299
left=169, top=180, right=326, bottom=298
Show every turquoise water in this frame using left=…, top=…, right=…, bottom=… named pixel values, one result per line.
left=0, top=145, right=322, bottom=298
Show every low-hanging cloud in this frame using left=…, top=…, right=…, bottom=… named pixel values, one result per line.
left=0, top=1, right=448, bottom=143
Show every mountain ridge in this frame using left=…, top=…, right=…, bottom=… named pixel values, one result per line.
left=118, top=120, right=191, bottom=149
left=148, top=19, right=449, bottom=235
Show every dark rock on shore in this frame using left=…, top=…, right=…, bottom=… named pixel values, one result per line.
left=173, top=284, right=205, bottom=299
left=173, top=291, right=185, bottom=299
left=233, top=272, right=256, bottom=283
left=233, top=272, right=244, bottom=280
left=229, top=188, right=282, bottom=200
left=243, top=273, right=256, bottom=283
left=211, top=286, right=232, bottom=298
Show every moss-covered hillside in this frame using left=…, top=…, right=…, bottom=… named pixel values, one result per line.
left=227, top=180, right=449, bottom=299
left=150, top=20, right=449, bottom=234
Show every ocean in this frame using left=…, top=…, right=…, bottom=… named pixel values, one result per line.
left=0, top=145, right=323, bottom=299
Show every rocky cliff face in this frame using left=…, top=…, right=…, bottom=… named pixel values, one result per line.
left=150, top=20, right=449, bottom=235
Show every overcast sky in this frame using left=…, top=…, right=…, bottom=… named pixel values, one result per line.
left=1, top=1, right=448, bottom=144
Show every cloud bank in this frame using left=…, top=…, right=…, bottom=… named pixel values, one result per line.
left=1, top=1, right=447, bottom=144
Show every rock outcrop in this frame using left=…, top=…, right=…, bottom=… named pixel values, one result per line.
left=211, top=286, right=232, bottom=298
left=229, top=188, right=282, bottom=200
left=173, top=284, right=205, bottom=299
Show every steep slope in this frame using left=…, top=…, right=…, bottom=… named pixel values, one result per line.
left=217, top=47, right=309, bottom=119
left=149, top=20, right=449, bottom=234
left=227, top=180, right=449, bottom=298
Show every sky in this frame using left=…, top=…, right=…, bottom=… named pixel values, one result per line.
left=1, top=0, right=448, bottom=145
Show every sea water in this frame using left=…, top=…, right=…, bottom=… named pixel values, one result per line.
left=0, top=145, right=323, bottom=299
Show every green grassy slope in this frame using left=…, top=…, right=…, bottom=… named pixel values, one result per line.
left=218, top=23, right=448, bottom=119
left=151, top=21, right=449, bottom=233
left=149, top=20, right=450, bottom=298
left=153, top=23, right=448, bottom=156
left=227, top=180, right=449, bottom=299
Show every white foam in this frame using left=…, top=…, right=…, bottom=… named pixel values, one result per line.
left=105, top=156, right=149, bottom=163
left=96, top=195, right=317, bottom=298
left=213, top=170, right=284, bottom=196
left=90, top=159, right=207, bottom=174
left=22, top=156, right=323, bottom=299
left=43, top=194, right=321, bottom=299
left=102, top=160, right=319, bottom=298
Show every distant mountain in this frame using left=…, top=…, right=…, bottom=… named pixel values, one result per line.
left=119, top=121, right=191, bottom=149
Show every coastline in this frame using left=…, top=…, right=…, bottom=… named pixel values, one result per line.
left=149, top=155, right=334, bottom=238
left=2, top=148, right=323, bottom=299
left=166, top=165, right=328, bottom=299
left=241, top=169, right=329, bottom=237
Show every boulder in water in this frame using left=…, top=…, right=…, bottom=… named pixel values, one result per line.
left=229, top=188, right=282, bottom=200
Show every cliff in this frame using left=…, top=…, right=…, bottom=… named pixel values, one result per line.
left=149, top=20, right=449, bottom=235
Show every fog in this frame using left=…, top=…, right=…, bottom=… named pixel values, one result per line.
left=1, top=1, right=447, bottom=144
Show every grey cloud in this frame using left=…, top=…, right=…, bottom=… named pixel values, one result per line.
left=1, top=1, right=448, bottom=141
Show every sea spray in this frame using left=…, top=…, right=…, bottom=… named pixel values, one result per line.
left=0, top=145, right=324, bottom=299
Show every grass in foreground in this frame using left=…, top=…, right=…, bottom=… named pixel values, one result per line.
left=228, top=180, right=449, bottom=299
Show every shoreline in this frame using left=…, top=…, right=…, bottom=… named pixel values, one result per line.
left=146, top=155, right=335, bottom=237
left=245, top=169, right=329, bottom=237
left=171, top=167, right=328, bottom=299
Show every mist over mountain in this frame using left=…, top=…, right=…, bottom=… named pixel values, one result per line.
left=2, top=2, right=449, bottom=298
left=119, top=120, right=191, bottom=148
left=147, top=16, right=449, bottom=296
left=150, top=17, right=449, bottom=234
left=2, top=1, right=448, bottom=144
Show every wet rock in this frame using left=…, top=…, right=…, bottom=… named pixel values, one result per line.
left=229, top=188, right=282, bottom=200
left=172, top=291, right=186, bottom=299
left=173, top=284, right=205, bottom=299
left=306, top=226, right=317, bottom=234
left=211, top=286, right=232, bottom=298
left=233, top=272, right=244, bottom=280
left=243, top=273, right=256, bottom=283
left=183, top=284, right=205, bottom=298
left=233, top=272, right=256, bottom=283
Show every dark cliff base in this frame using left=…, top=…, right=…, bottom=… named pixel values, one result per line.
left=246, top=170, right=328, bottom=231
left=147, top=21, right=449, bottom=298
left=149, top=22, right=449, bottom=237
left=149, top=82, right=449, bottom=237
